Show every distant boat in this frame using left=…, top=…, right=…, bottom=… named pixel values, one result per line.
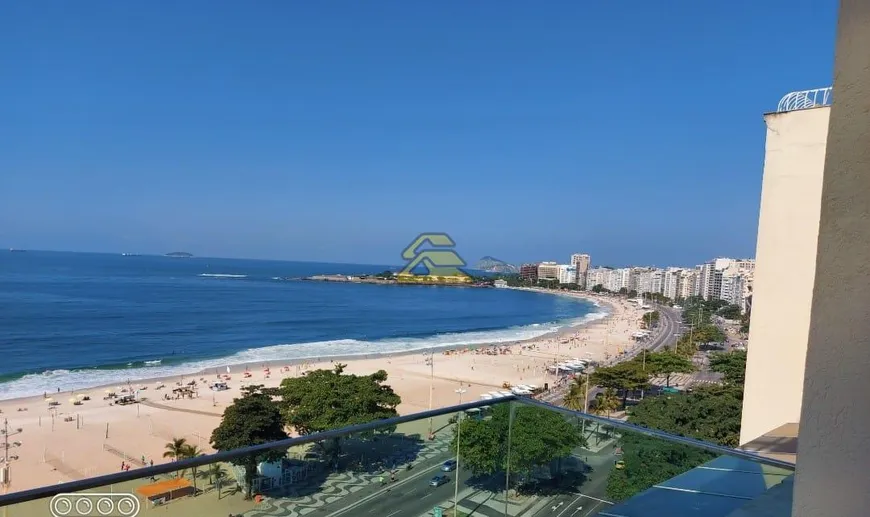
left=165, top=252, right=193, bottom=258
left=121, top=253, right=141, bottom=257
left=8, top=248, right=25, bottom=253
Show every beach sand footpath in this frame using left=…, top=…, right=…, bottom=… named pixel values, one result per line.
left=0, top=292, right=648, bottom=494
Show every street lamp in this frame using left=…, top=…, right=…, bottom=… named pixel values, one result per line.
left=2, top=419, right=24, bottom=512
left=453, top=387, right=467, bottom=517
left=425, top=352, right=435, bottom=439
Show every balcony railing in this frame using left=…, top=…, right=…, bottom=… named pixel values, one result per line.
left=0, top=396, right=794, bottom=517
left=776, top=87, right=833, bottom=113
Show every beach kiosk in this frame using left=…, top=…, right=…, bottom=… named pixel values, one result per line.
left=136, top=478, right=194, bottom=505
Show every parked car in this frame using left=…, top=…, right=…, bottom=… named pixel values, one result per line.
left=430, top=474, right=450, bottom=487
left=441, top=460, right=457, bottom=472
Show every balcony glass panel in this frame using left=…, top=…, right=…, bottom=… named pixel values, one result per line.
left=0, top=398, right=795, bottom=517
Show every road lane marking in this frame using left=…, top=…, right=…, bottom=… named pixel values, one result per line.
left=581, top=500, right=603, bottom=516
left=385, top=511, right=401, bottom=517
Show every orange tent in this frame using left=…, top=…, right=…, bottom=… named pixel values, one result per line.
left=136, top=478, right=194, bottom=501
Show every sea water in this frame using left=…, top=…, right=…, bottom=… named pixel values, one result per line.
left=0, top=251, right=603, bottom=399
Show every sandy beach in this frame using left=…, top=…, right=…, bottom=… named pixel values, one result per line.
left=0, top=290, right=648, bottom=494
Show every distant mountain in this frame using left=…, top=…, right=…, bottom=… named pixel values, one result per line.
left=474, top=256, right=519, bottom=274
left=165, top=251, right=193, bottom=258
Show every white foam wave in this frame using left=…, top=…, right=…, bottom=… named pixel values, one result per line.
left=0, top=308, right=609, bottom=401
left=198, top=273, right=248, bottom=278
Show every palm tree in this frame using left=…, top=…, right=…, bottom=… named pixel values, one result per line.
left=593, top=388, right=620, bottom=418
left=562, top=375, right=588, bottom=411
left=589, top=388, right=620, bottom=444
left=207, top=463, right=227, bottom=499
left=182, top=444, right=203, bottom=494
left=163, top=437, right=188, bottom=478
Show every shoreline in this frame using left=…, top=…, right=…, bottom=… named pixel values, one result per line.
left=0, top=290, right=647, bottom=494
left=0, top=290, right=606, bottom=403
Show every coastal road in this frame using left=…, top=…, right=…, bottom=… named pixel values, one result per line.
left=322, top=456, right=476, bottom=517
left=539, top=303, right=681, bottom=406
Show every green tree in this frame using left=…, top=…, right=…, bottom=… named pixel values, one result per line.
left=717, top=304, right=742, bottom=320
left=273, top=364, right=401, bottom=438
left=453, top=404, right=584, bottom=483
left=640, top=352, right=694, bottom=387
left=627, top=384, right=744, bottom=447
left=562, top=375, right=589, bottom=411
left=182, top=444, right=204, bottom=494
left=164, top=437, right=187, bottom=459
left=591, top=284, right=605, bottom=293
left=210, top=386, right=288, bottom=498
left=591, top=362, right=649, bottom=408
left=605, top=432, right=715, bottom=501
left=640, top=311, right=660, bottom=329
left=590, top=388, right=620, bottom=418
left=206, top=463, right=227, bottom=498
left=709, top=350, right=747, bottom=386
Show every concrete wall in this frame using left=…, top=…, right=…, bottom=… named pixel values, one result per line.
left=739, top=106, right=829, bottom=445
left=792, top=0, right=870, bottom=514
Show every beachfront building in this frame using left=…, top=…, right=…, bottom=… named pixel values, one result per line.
left=570, top=253, right=590, bottom=288
left=584, top=267, right=610, bottom=290
left=678, top=269, right=697, bottom=300
left=719, top=270, right=744, bottom=311
left=636, top=268, right=664, bottom=295
left=557, top=264, right=577, bottom=285
left=536, top=262, right=559, bottom=281
left=662, top=268, right=682, bottom=300
left=519, top=263, right=539, bottom=282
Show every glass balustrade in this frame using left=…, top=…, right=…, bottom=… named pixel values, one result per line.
left=0, top=398, right=795, bottom=517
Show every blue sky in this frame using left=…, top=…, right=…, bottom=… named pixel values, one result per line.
left=0, top=1, right=838, bottom=267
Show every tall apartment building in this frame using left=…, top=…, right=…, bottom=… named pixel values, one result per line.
left=536, top=262, right=559, bottom=281
left=519, top=263, right=539, bottom=282
left=662, top=268, right=682, bottom=300
left=570, top=253, right=590, bottom=288
left=584, top=267, right=610, bottom=290
left=635, top=268, right=664, bottom=295
left=570, top=253, right=590, bottom=273
left=741, top=88, right=832, bottom=447
left=557, top=264, right=577, bottom=284
left=678, top=269, right=697, bottom=300
left=719, top=267, right=745, bottom=309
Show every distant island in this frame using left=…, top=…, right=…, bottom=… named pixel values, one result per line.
left=165, top=252, right=193, bottom=258
left=474, top=256, right=519, bottom=274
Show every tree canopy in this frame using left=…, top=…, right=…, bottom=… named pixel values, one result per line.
left=627, top=384, right=744, bottom=447
left=639, top=351, right=694, bottom=387
left=453, top=404, right=584, bottom=482
left=272, top=364, right=401, bottom=436
left=717, top=304, right=743, bottom=320
left=591, top=361, right=649, bottom=407
left=605, top=432, right=715, bottom=501
left=210, top=386, right=288, bottom=497
left=562, top=375, right=589, bottom=411
left=709, top=350, right=747, bottom=386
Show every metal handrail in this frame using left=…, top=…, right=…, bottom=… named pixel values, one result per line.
left=0, top=395, right=795, bottom=508
left=0, top=396, right=511, bottom=507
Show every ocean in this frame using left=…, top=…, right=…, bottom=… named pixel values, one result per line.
left=0, top=251, right=602, bottom=400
